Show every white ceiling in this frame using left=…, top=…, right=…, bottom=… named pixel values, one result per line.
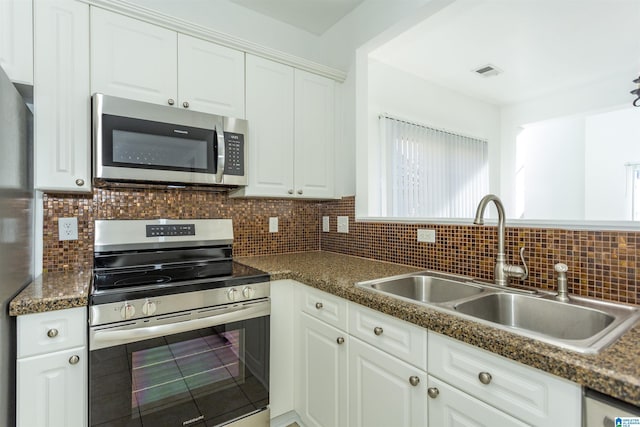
left=229, top=0, right=365, bottom=35
left=370, top=0, right=640, bottom=106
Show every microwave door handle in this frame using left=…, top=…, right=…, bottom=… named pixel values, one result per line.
left=215, top=129, right=225, bottom=183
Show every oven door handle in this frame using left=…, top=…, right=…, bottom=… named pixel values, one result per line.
left=91, top=301, right=269, bottom=349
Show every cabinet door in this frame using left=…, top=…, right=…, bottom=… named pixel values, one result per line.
left=296, top=313, right=348, bottom=427
left=178, top=34, right=245, bottom=118
left=427, top=376, right=529, bottom=427
left=17, top=346, right=87, bottom=427
left=34, top=0, right=91, bottom=192
left=244, top=55, right=295, bottom=197
left=0, top=0, right=33, bottom=84
left=90, top=7, right=177, bottom=106
left=294, top=69, right=335, bottom=199
left=349, top=337, right=427, bottom=427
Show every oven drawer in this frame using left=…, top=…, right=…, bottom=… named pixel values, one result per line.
left=18, top=307, right=87, bottom=358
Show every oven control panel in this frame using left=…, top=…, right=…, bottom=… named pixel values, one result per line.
left=146, top=224, right=196, bottom=237
left=90, top=281, right=271, bottom=326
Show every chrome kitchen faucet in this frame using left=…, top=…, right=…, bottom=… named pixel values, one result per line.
left=473, top=194, right=528, bottom=286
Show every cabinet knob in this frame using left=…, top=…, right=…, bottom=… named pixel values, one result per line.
left=183, top=101, right=190, bottom=108
left=427, top=387, right=440, bottom=398
left=409, top=376, right=420, bottom=386
left=47, top=328, right=59, bottom=338
left=75, top=178, right=84, bottom=187
left=373, top=326, right=384, bottom=336
left=288, top=189, right=294, bottom=195
left=68, top=355, right=80, bottom=365
left=478, top=371, right=493, bottom=385
left=315, top=302, right=323, bottom=309
left=336, top=337, right=345, bottom=345
left=168, top=98, right=175, bottom=105
left=297, top=189, right=303, bottom=195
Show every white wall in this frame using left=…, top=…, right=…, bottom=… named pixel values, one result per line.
left=365, top=59, right=500, bottom=216
left=516, top=117, right=585, bottom=220
left=585, top=107, right=640, bottom=220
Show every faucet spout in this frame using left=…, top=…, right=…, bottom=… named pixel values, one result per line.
left=473, top=194, right=527, bottom=286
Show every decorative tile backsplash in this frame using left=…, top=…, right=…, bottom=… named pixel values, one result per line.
left=43, top=190, right=639, bottom=305
left=321, top=197, right=639, bottom=306
left=43, top=188, right=321, bottom=272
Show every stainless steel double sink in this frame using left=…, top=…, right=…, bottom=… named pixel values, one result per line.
left=356, top=271, right=640, bottom=354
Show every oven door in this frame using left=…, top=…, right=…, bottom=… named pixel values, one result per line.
left=89, top=302, right=270, bottom=427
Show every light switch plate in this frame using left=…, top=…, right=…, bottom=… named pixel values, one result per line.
left=269, top=217, right=278, bottom=233
left=337, top=216, right=349, bottom=233
left=59, top=217, right=78, bottom=241
left=417, top=229, right=436, bottom=243
left=322, top=216, right=330, bottom=232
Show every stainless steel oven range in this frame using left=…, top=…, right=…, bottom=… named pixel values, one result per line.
left=89, top=219, right=270, bottom=427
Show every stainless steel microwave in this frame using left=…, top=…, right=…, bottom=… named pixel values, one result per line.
left=92, top=93, right=247, bottom=187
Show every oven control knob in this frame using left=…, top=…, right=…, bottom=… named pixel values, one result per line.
left=120, top=303, right=135, bottom=320
left=227, top=288, right=239, bottom=302
left=242, top=287, right=255, bottom=299
left=142, top=300, right=157, bottom=316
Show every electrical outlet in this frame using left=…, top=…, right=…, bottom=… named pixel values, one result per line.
left=58, top=217, right=78, bottom=241
left=269, top=217, right=278, bottom=233
left=417, top=229, right=436, bottom=243
left=337, top=216, right=349, bottom=233
left=322, top=216, right=330, bottom=232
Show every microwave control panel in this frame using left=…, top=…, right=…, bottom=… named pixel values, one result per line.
left=224, top=132, right=244, bottom=176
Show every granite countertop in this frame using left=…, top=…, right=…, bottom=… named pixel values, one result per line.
left=9, top=270, right=92, bottom=316
left=235, top=251, right=640, bottom=407
left=10, top=251, right=640, bottom=406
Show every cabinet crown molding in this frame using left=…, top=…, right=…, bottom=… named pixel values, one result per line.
left=81, top=0, right=347, bottom=82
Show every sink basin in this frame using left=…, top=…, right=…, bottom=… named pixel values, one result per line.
left=454, top=293, right=614, bottom=340
left=356, top=270, right=640, bottom=353
left=360, top=273, right=484, bottom=303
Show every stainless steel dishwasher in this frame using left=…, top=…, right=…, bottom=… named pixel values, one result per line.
left=584, top=389, right=640, bottom=427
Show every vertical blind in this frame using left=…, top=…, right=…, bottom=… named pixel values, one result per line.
left=382, top=115, right=489, bottom=218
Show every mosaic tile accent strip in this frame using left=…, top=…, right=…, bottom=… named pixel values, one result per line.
left=42, top=188, right=321, bottom=272
left=320, top=196, right=640, bottom=306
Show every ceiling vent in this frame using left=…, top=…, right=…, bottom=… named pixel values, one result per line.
left=473, top=64, right=503, bottom=78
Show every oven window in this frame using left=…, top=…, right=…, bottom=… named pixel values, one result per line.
left=90, top=317, right=269, bottom=427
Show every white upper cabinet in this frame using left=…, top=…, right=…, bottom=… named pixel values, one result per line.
left=178, top=34, right=245, bottom=118
left=34, top=0, right=91, bottom=193
left=294, top=69, right=335, bottom=199
left=243, top=54, right=295, bottom=196
left=90, top=8, right=245, bottom=117
left=0, top=0, right=33, bottom=84
left=236, top=54, right=335, bottom=199
left=90, top=7, right=177, bottom=107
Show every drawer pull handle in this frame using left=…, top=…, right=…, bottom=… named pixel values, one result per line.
left=373, top=326, right=384, bottom=336
left=336, top=337, right=345, bottom=345
left=478, top=371, right=492, bottom=385
left=183, top=101, right=190, bottom=108
left=315, top=302, right=323, bottom=309
left=47, top=329, right=59, bottom=338
left=68, top=355, right=80, bottom=365
left=409, top=376, right=420, bottom=386
left=427, top=387, right=439, bottom=398
left=75, top=179, right=84, bottom=187
left=168, top=98, right=175, bottom=105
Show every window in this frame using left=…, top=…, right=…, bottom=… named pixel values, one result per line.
left=381, top=115, right=489, bottom=218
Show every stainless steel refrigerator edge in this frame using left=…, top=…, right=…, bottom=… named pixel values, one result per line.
left=0, top=64, right=34, bottom=427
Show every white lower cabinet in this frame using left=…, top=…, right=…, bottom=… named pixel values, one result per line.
left=17, top=346, right=87, bottom=427
left=296, top=312, right=348, bottom=427
left=427, top=376, right=528, bottom=427
left=16, top=307, right=87, bottom=427
left=349, top=337, right=427, bottom=427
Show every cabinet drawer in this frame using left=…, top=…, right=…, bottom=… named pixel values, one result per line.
left=427, top=376, right=528, bottom=427
left=349, top=303, right=427, bottom=370
left=18, top=307, right=87, bottom=358
left=298, top=285, right=348, bottom=331
left=428, top=332, right=581, bottom=426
